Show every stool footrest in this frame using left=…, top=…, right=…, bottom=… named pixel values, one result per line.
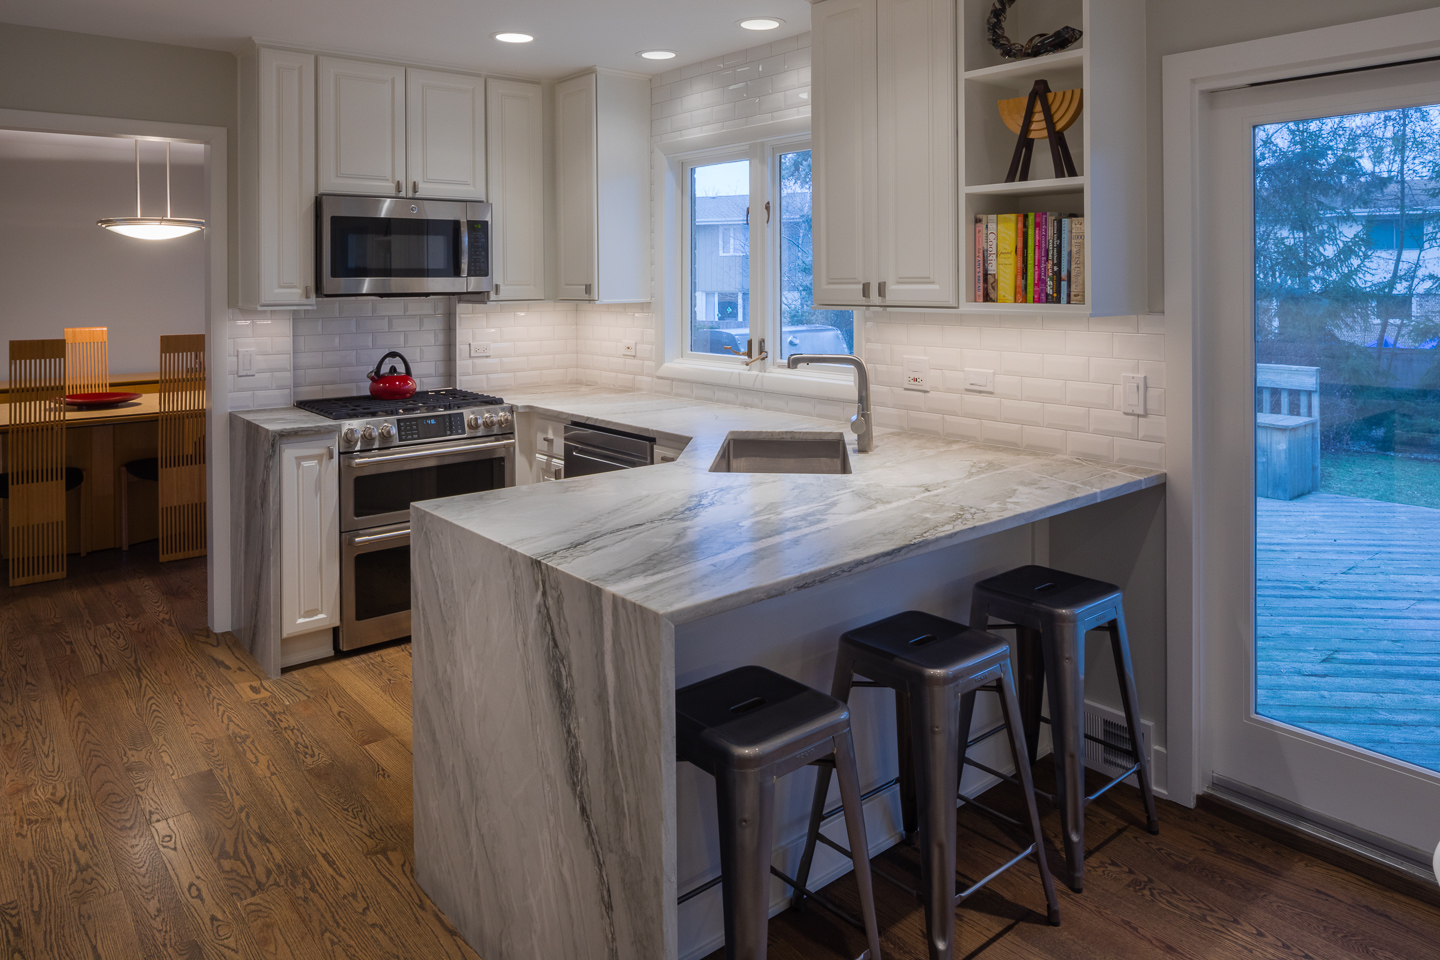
left=772, top=866, right=869, bottom=932
left=815, top=833, right=923, bottom=900
left=955, top=843, right=1038, bottom=903
left=1084, top=763, right=1139, bottom=805
left=962, top=758, right=1058, bottom=806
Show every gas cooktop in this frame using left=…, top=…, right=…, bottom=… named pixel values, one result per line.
left=295, top=389, right=505, bottom=421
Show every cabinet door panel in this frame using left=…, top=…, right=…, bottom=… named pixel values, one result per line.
left=408, top=69, right=485, bottom=200
left=280, top=440, right=338, bottom=638
left=318, top=57, right=406, bottom=197
left=876, top=0, right=956, bottom=306
left=812, top=0, right=878, bottom=307
left=486, top=79, right=546, bottom=300
left=255, top=48, right=316, bottom=307
left=555, top=73, right=598, bottom=300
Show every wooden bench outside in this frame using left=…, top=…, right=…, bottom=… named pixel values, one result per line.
left=1256, top=363, right=1320, bottom=500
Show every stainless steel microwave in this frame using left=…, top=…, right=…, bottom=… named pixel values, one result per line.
left=317, top=194, right=491, bottom=298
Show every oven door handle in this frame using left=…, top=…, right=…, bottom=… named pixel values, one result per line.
left=351, top=527, right=411, bottom=546
left=349, top=437, right=515, bottom=466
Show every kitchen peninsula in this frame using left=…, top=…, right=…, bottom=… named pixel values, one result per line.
left=411, top=387, right=1166, bottom=960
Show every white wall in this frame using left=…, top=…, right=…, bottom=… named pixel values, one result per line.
left=0, top=130, right=205, bottom=374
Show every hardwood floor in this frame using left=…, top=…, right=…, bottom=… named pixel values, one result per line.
left=3, top=546, right=1438, bottom=960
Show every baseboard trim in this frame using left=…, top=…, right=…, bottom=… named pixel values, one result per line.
left=1200, top=786, right=1439, bottom=909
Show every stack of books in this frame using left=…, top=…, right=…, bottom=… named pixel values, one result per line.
left=973, top=213, right=1085, bottom=304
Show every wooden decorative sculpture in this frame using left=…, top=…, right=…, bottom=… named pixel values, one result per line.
left=7, top=339, right=68, bottom=585
left=157, top=334, right=206, bottom=561
left=999, top=80, right=1081, bottom=182
left=63, top=326, right=110, bottom=396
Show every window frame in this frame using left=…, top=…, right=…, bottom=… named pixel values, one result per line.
left=680, top=146, right=757, bottom=365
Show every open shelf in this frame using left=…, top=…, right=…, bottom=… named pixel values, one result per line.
left=957, top=301, right=1090, bottom=315
left=962, top=47, right=1084, bottom=82
left=966, top=176, right=1086, bottom=198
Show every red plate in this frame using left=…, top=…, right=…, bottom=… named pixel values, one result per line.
left=63, top=392, right=142, bottom=409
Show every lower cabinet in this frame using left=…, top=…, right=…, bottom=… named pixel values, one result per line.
left=279, top=438, right=339, bottom=638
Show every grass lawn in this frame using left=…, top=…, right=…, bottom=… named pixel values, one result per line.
left=1321, top=449, right=1440, bottom=509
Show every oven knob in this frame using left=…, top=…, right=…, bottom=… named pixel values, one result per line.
left=378, top=422, right=395, bottom=441
left=481, top=412, right=497, bottom=429
left=342, top=426, right=359, bottom=445
left=361, top=425, right=377, bottom=442
left=496, top=411, right=513, bottom=428
left=466, top=413, right=481, bottom=430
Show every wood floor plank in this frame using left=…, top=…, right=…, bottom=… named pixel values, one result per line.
left=150, top=813, right=264, bottom=960
left=236, top=887, right=323, bottom=960
left=75, top=890, right=146, bottom=960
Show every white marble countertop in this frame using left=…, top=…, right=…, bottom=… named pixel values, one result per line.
left=231, top=406, right=338, bottom=437
left=413, top=386, right=1165, bottom=624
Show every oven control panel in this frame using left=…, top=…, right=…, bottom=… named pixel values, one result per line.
left=397, top=412, right=466, bottom=443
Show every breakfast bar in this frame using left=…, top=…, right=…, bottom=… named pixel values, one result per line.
left=410, top=387, right=1166, bottom=960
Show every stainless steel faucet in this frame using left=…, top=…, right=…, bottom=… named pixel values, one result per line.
left=787, top=353, right=874, bottom=452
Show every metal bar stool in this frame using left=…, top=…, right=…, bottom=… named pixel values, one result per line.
left=793, top=612, right=1059, bottom=960
left=676, top=665, right=884, bottom=960
left=970, top=564, right=1160, bottom=893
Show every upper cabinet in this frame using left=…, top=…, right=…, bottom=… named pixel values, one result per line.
left=486, top=79, right=546, bottom=301
left=813, top=0, right=1147, bottom=317
left=813, top=0, right=956, bottom=308
left=239, top=44, right=316, bottom=310
left=318, top=57, right=486, bottom=200
left=555, top=70, right=651, bottom=303
left=317, top=57, right=406, bottom=197
left=407, top=69, right=486, bottom=200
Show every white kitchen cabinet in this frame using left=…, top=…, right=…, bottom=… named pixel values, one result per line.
left=812, top=0, right=957, bottom=308
left=238, top=44, right=316, bottom=309
left=317, top=57, right=406, bottom=197
left=407, top=68, right=486, bottom=200
left=555, top=70, right=651, bottom=302
left=279, top=439, right=338, bottom=639
left=486, top=78, right=546, bottom=300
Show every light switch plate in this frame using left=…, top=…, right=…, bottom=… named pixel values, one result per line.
left=903, top=356, right=929, bottom=392
left=469, top=341, right=492, bottom=358
left=621, top=341, right=637, bottom=358
left=237, top=348, right=256, bottom=377
left=964, top=368, right=995, bottom=392
left=1122, top=373, right=1147, bottom=415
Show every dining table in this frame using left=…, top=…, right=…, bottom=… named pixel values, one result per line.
left=0, top=372, right=164, bottom=554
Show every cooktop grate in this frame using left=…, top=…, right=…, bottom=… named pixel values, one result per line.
left=295, top=389, right=505, bottom=420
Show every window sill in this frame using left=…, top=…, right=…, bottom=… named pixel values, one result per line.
left=655, top=358, right=858, bottom=403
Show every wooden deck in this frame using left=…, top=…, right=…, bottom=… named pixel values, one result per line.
left=1257, top=491, right=1440, bottom=772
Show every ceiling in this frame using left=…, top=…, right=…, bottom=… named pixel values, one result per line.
left=0, top=129, right=206, bottom=164
left=0, top=0, right=814, bottom=80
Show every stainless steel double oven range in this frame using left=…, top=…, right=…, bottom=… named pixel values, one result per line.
left=295, top=389, right=515, bottom=651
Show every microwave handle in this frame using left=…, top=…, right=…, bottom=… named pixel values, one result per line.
left=459, top=220, right=469, bottom=278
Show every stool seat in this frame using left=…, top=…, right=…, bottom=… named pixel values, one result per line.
left=677, top=665, right=850, bottom=773
left=0, top=467, right=85, bottom=499
left=123, top=456, right=160, bottom=483
left=841, top=611, right=1008, bottom=686
left=973, top=564, right=1120, bottom=619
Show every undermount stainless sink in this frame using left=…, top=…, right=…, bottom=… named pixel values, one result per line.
left=709, top=432, right=852, bottom=475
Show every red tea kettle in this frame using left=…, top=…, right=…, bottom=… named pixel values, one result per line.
left=367, top=350, right=418, bottom=400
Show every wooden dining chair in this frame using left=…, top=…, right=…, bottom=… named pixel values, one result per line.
left=122, top=334, right=206, bottom=560
left=64, top=326, right=110, bottom=396
left=4, top=339, right=85, bottom=585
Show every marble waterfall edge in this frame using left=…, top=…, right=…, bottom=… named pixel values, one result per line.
left=411, top=506, right=677, bottom=960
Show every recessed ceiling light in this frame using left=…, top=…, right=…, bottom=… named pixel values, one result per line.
left=638, top=50, right=677, bottom=60
left=738, top=17, right=784, bottom=30
left=492, top=32, right=533, bottom=43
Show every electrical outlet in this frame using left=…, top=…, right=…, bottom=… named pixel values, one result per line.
left=469, top=341, right=492, bottom=358
left=237, top=348, right=256, bottom=377
left=1122, top=373, right=1147, bottom=415
left=903, top=356, right=930, bottom=392
left=621, top=340, right=637, bottom=358
left=963, top=368, right=994, bottom=392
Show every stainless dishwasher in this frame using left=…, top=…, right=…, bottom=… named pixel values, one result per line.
left=563, top=423, right=655, bottom=475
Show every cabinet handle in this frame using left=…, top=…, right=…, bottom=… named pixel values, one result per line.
left=862, top=281, right=871, bottom=299
left=304, top=285, right=312, bottom=299
left=412, top=180, right=418, bottom=194
left=395, top=180, right=402, bottom=193
left=494, top=283, right=501, bottom=296
left=585, top=282, right=593, bottom=296
left=878, top=281, right=886, bottom=299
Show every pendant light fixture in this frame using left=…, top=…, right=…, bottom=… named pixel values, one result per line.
left=97, top=140, right=205, bottom=240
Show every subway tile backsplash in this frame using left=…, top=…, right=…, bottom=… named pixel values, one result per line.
left=291, top=299, right=455, bottom=401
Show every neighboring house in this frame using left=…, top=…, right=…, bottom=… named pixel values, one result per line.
left=692, top=194, right=749, bottom=329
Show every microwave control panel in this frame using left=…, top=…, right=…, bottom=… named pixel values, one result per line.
left=466, top=221, right=489, bottom=277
